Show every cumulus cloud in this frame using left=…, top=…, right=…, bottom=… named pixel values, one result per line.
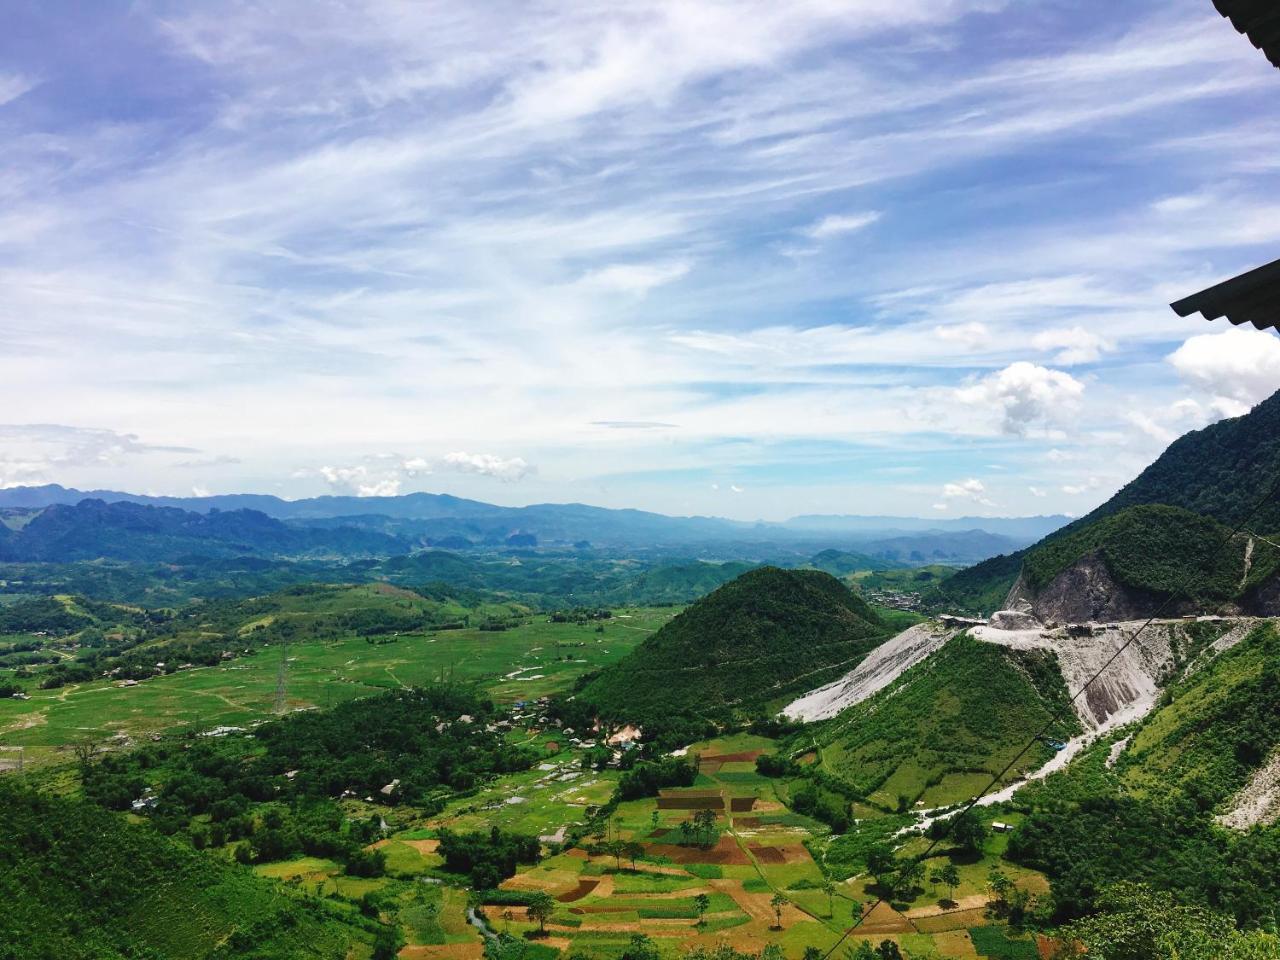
left=1060, top=477, right=1103, bottom=495
left=442, top=452, right=533, bottom=482
left=317, top=464, right=402, bottom=497
left=955, top=362, right=1085, bottom=436
left=941, top=478, right=995, bottom=507
left=803, top=211, right=881, bottom=240
left=1029, top=486, right=1047, bottom=497
left=1032, top=326, right=1112, bottom=365
left=1167, top=329, right=1280, bottom=409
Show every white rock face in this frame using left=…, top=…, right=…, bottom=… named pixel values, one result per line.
left=1218, top=749, right=1280, bottom=831
left=782, top=622, right=958, bottom=722
left=972, top=620, right=1179, bottom=730
left=990, top=609, right=1041, bottom=631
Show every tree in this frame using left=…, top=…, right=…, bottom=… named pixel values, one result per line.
left=620, top=934, right=659, bottom=960
left=942, top=809, right=988, bottom=857
left=986, top=867, right=1012, bottom=909
left=650, top=809, right=660, bottom=831
left=875, top=942, right=902, bottom=960
left=527, top=892, right=555, bottom=936
left=605, top=838, right=625, bottom=870
left=372, top=925, right=401, bottom=960
left=72, top=737, right=103, bottom=780
left=679, top=820, right=695, bottom=846
left=694, top=893, right=711, bottom=926
left=891, top=859, right=923, bottom=902
left=930, top=863, right=960, bottom=906
left=693, top=808, right=717, bottom=847
left=624, top=840, right=645, bottom=871
left=770, top=892, right=788, bottom=929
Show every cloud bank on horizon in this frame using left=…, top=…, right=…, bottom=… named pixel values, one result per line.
left=1, top=0, right=1278, bottom=520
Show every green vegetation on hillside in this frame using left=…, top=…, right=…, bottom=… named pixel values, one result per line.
left=0, top=778, right=371, bottom=960
left=923, top=388, right=1280, bottom=615
left=574, top=568, right=887, bottom=737
left=1008, top=623, right=1280, bottom=927
left=806, top=634, right=1079, bottom=810
left=1022, top=504, right=1274, bottom=601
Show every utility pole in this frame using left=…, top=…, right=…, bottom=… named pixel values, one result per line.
left=274, top=644, right=289, bottom=715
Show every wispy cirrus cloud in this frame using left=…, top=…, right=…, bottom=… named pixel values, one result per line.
left=1, top=0, right=1277, bottom=517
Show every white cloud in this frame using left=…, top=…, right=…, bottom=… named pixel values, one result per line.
left=0, top=72, right=36, bottom=107
left=934, top=322, right=991, bottom=349
left=932, top=502, right=948, bottom=511
left=1028, top=486, right=1047, bottom=497
left=442, top=452, right=533, bottom=482
left=191, top=485, right=211, bottom=497
left=941, top=478, right=995, bottom=507
left=955, top=362, right=1085, bottom=436
left=1031, top=326, right=1112, bottom=365
left=803, top=211, right=881, bottom=240
left=1061, top=477, right=1102, bottom=495
left=1167, top=329, right=1280, bottom=410
left=577, top=260, right=691, bottom=296
left=730, top=484, right=744, bottom=494
left=317, top=463, right=402, bottom=497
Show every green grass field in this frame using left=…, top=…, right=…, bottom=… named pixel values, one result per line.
left=0, top=605, right=673, bottom=768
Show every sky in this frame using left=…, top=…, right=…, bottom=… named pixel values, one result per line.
left=3, top=0, right=1280, bottom=522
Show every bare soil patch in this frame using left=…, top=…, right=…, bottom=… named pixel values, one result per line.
left=729, top=797, right=757, bottom=813
left=912, top=907, right=988, bottom=933
left=747, top=845, right=785, bottom=864
left=853, top=900, right=913, bottom=935
left=558, top=879, right=600, bottom=903
left=402, top=838, right=440, bottom=855
left=647, top=836, right=750, bottom=865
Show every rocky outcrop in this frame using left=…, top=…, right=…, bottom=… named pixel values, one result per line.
left=782, top=622, right=958, bottom=722
left=990, top=607, right=1041, bottom=631
left=1028, top=552, right=1195, bottom=624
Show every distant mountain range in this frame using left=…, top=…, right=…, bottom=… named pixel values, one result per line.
left=0, top=484, right=1069, bottom=564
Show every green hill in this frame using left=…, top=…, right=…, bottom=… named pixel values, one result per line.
left=0, top=779, right=369, bottom=960
left=928, top=389, right=1280, bottom=615
left=803, top=632, right=1079, bottom=810
left=575, top=567, right=887, bottom=730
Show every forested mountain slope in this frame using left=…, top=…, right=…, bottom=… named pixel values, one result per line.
left=0, top=779, right=370, bottom=960
left=930, top=389, right=1280, bottom=615
left=573, top=567, right=889, bottom=734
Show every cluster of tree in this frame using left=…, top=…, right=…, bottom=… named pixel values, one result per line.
left=1061, top=883, right=1280, bottom=960
left=548, top=608, right=612, bottom=623
left=616, top=755, right=699, bottom=800
left=675, top=810, right=719, bottom=849
left=0, top=596, right=89, bottom=636
left=789, top=782, right=853, bottom=834
left=436, top=826, right=541, bottom=888
left=253, top=685, right=537, bottom=804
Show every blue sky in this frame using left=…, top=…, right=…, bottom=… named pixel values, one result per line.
left=3, top=0, right=1280, bottom=520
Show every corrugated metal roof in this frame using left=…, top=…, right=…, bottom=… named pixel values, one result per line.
left=1214, top=0, right=1280, bottom=68
left=1170, top=257, right=1280, bottom=331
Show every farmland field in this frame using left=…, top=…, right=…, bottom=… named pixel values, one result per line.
left=0, top=602, right=673, bottom=769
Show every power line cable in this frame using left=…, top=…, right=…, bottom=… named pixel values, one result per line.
left=821, top=472, right=1280, bottom=958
